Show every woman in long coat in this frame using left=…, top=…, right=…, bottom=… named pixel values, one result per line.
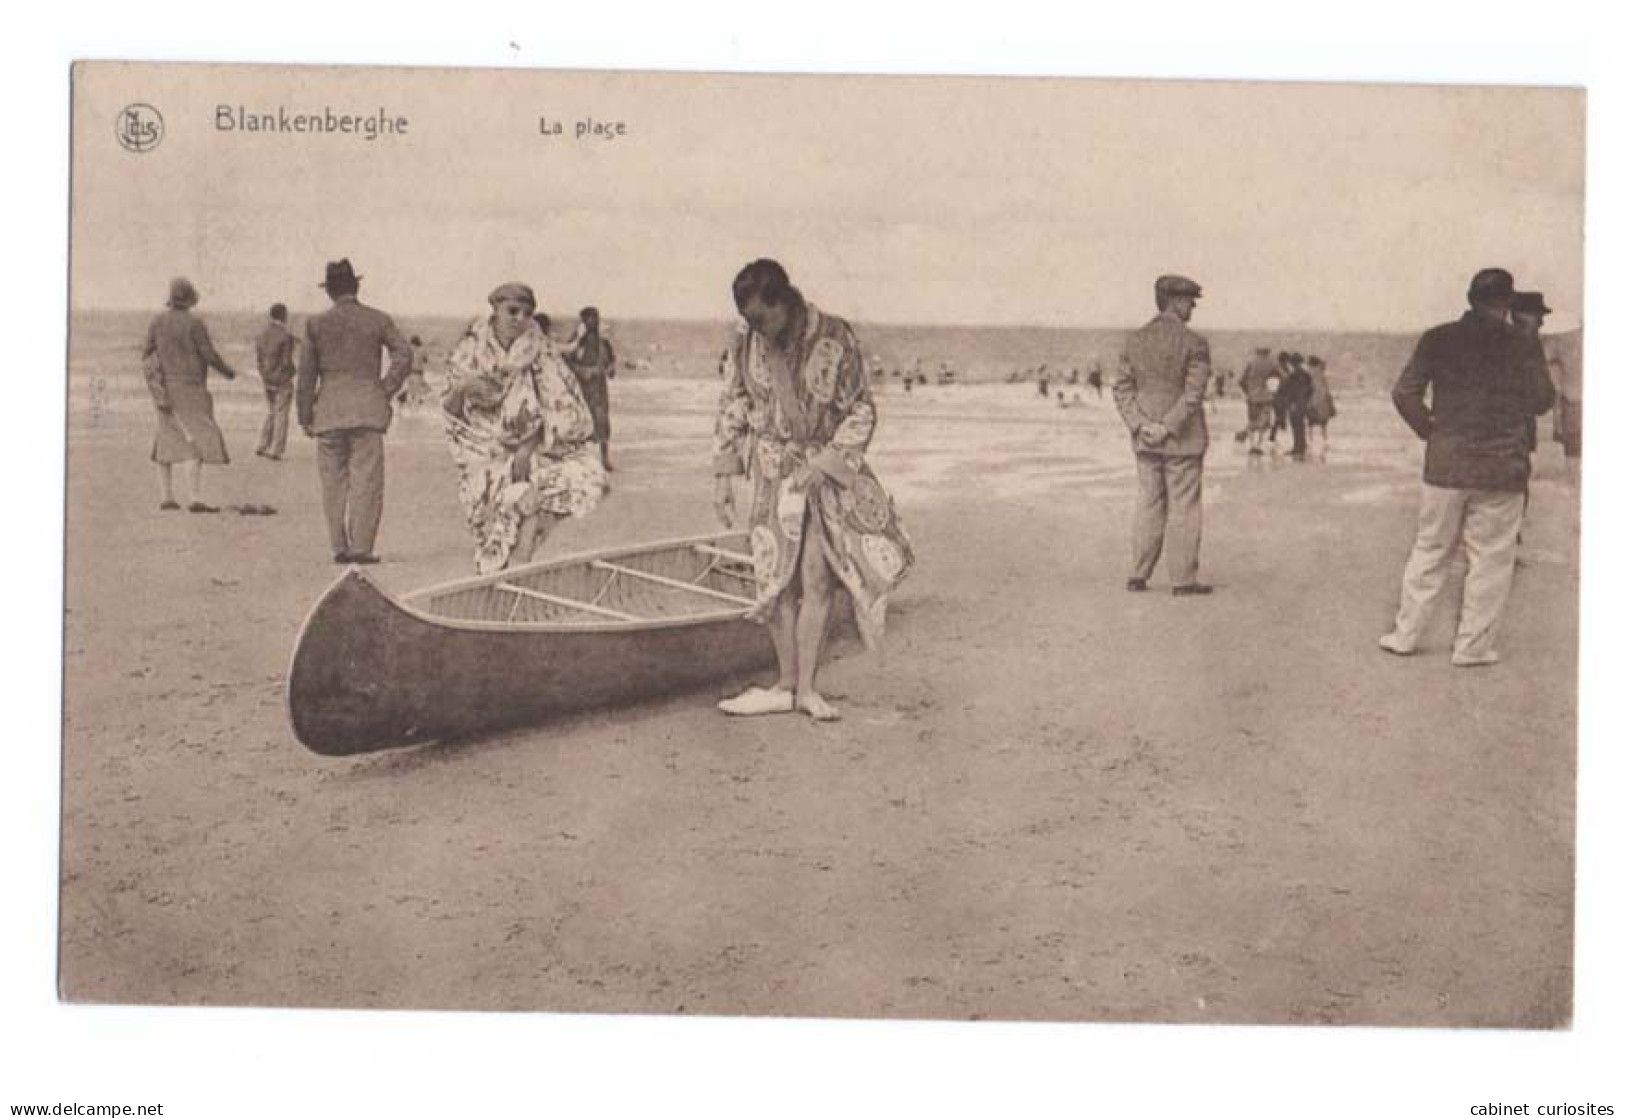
left=1304, top=355, right=1337, bottom=459
left=142, top=277, right=240, bottom=512
left=442, top=283, right=607, bottom=573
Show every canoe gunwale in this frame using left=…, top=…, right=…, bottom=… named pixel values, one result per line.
left=393, top=529, right=760, bottom=635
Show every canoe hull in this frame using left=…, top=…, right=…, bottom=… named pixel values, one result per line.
left=288, top=552, right=777, bottom=757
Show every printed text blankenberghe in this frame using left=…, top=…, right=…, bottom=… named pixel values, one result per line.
left=214, top=105, right=408, bottom=141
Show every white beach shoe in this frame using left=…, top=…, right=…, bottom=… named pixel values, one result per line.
left=1377, top=633, right=1416, bottom=657
left=717, top=686, right=796, bottom=716
left=1451, top=649, right=1502, bottom=668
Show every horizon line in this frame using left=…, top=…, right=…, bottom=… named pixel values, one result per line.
left=71, top=304, right=1581, bottom=338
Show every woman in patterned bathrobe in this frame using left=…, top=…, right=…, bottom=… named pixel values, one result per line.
left=712, top=258, right=914, bottom=722
left=442, top=283, right=606, bottom=574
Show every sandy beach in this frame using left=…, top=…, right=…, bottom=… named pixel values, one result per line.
left=59, top=372, right=1578, bottom=1026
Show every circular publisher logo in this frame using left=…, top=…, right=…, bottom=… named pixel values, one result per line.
left=116, top=103, right=164, bottom=152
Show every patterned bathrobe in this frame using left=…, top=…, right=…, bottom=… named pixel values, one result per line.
left=443, top=318, right=606, bottom=574
left=713, top=304, right=914, bottom=649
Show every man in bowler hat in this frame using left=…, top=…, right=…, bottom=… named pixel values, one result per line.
left=1378, top=268, right=1555, bottom=666
left=296, top=259, right=414, bottom=563
left=1112, top=274, right=1214, bottom=595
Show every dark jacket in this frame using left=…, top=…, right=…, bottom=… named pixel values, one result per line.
left=1112, top=310, right=1212, bottom=457
left=1279, top=367, right=1313, bottom=413
left=296, top=296, right=413, bottom=434
left=1391, top=310, right=1556, bottom=492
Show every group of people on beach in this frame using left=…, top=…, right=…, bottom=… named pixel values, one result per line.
left=139, top=263, right=620, bottom=570
left=139, top=253, right=1570, bottom=725
left=1237, top=348, right=1338, bottom=460
left=1107, top=266, right=1564, bottom=671
left=137, top=256, right=917, bottom=723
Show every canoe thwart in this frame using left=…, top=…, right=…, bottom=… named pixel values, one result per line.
left=589, top=560, right=757, bottom=608
left=693, top=543, right=756, bottom=568
left=496, top=581, right=645, bottom=622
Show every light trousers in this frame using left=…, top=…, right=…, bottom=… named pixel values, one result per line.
left=316, top=428, right=385, bottom=556
left=1131, top=451, right=1204, bottom=586
left=258, top=383, right=293, bottom=457
left=1389, top=482, right=1524, bottom=658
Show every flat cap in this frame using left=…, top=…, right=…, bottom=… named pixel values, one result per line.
left=487, top=282, right=538, bottom=308
left=1155, top=274, right=1203, bottom=300
left=1467, top=267, right=1515, bottom=303
left=1511, top=291, right=1553, bottom=316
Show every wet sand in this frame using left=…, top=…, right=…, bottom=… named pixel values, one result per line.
left=59, top=380, right=1578, bottom=1025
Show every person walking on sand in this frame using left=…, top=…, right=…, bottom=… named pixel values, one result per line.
left=142, top=277, right=241, bottom=512
left=1377, top=268, right=1555, bottom=667
left=393, top=335, right=432, bottom=411
left=1086, top=359, right=1106, bottom=401
left=1239, top=347, right=1275, bottom=456
left=712, top=258, right=915, bottom=722
left=254, top=303, right=297, bottom=461
left=296, top=258, right=414, bottom=565
left=1268, top=351, right=1292, bottom=447
left=564, top=307, right=616, bottom=472
left=1112, top=274, right=1214, bottom=595
left=1279, top=353, right=1313, bottom=460
left=1304, top=355, right=1337, bottom=460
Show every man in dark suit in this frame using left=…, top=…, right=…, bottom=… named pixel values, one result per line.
left=296, top=259, right=413, bottom=564
left=1279, top=353, right=1314, bottom=460
left=253, top=302, right=298, bottom=460
left=1112, top=274, right=1213, bottom=595
left=1378, top=268, right=1556, bottom=666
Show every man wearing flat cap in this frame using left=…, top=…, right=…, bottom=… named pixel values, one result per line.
left=1111, top=274, right=1214, bottom=595
left=296, top=259, right=414, bottom=563
left=1378, top=268, right=1556, bottom=666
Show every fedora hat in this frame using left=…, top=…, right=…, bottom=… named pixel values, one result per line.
left=319, top=258, right=363, bottom=290
left=1511, top=291, right=1553, bottom=316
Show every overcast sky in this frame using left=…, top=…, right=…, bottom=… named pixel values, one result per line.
left=71, top=64, right=1584, bottom=332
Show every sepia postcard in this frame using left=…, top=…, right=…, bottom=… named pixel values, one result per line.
left=62, top=61, right=1584, bottom=1027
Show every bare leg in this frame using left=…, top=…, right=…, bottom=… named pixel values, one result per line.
left=794, top=517, right=840, bottom=720
left=155, top=464, right=177, bottom=507
left=768, top=590, right=799, bottom=691
left=718, top=533, right=799, bottom=716
left=181, top=460, right=210, bottom=509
